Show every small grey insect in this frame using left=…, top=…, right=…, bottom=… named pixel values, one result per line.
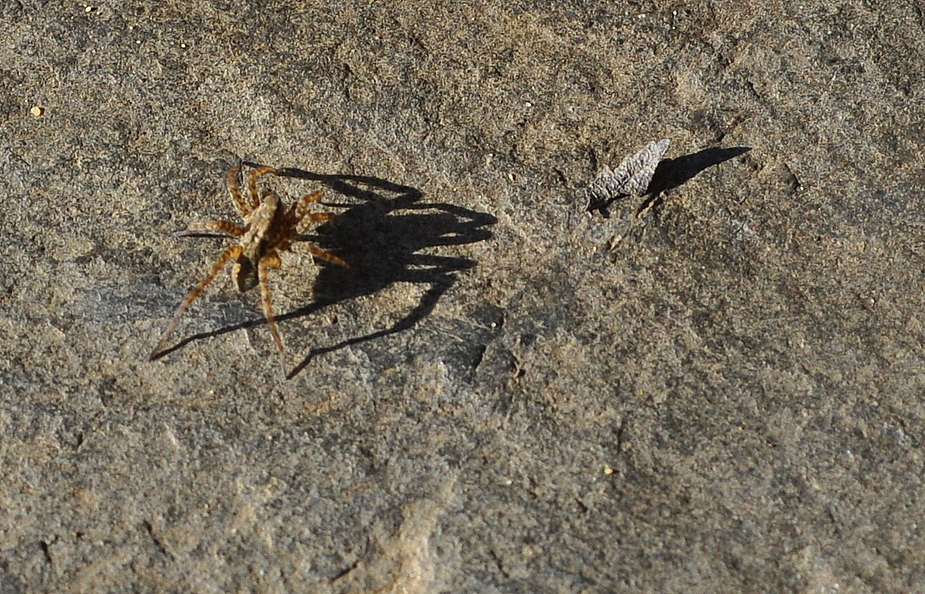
left=587, top=138, right=670, bottom=204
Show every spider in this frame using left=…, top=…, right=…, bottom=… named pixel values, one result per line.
left=150, top=164, right=348, bottom=376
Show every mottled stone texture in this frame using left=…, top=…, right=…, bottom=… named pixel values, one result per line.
left=2, top=2, right=924, bottom=592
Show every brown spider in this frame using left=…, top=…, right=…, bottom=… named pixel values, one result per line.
left=150, top=164, right=348, bottom=375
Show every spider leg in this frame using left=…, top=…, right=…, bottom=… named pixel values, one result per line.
left=227, top=165, right=251, bottom=217
left=150, top=244, right=244, bottom=360
left=247, top=166, right=278, bottom=210
left=296, top=212, right=337, bottom=234
left=305, top=244, right=349, bottom=268
left=257, top=253, right=287, bottom=376
left=293, top=190, right=324, bottom=222
left=175, top=220, right=246, bottom=237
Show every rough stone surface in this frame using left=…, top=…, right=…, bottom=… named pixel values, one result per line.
left=2, top=2, right=925, bottom=592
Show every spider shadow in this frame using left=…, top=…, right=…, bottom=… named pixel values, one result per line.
left=278, top=168, right=496, bottom=378
left=154, top=168, right=497, bottom=379
left=588, top=146, right=752, bottom=218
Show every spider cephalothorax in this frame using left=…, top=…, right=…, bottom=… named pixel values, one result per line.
left=151, top=164, right=347, bottom=376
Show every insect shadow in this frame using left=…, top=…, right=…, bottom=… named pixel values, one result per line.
left=159, top=167, right=496, bottom=379
left=589, top=145, right=751, bottom=218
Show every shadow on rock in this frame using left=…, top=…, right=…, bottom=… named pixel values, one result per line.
left=273, top=168, right=497, bottom=377
left=590, top=145, right=751, bottom=217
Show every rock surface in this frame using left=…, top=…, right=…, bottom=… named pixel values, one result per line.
left=2, top=2, right=924, bottom=592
